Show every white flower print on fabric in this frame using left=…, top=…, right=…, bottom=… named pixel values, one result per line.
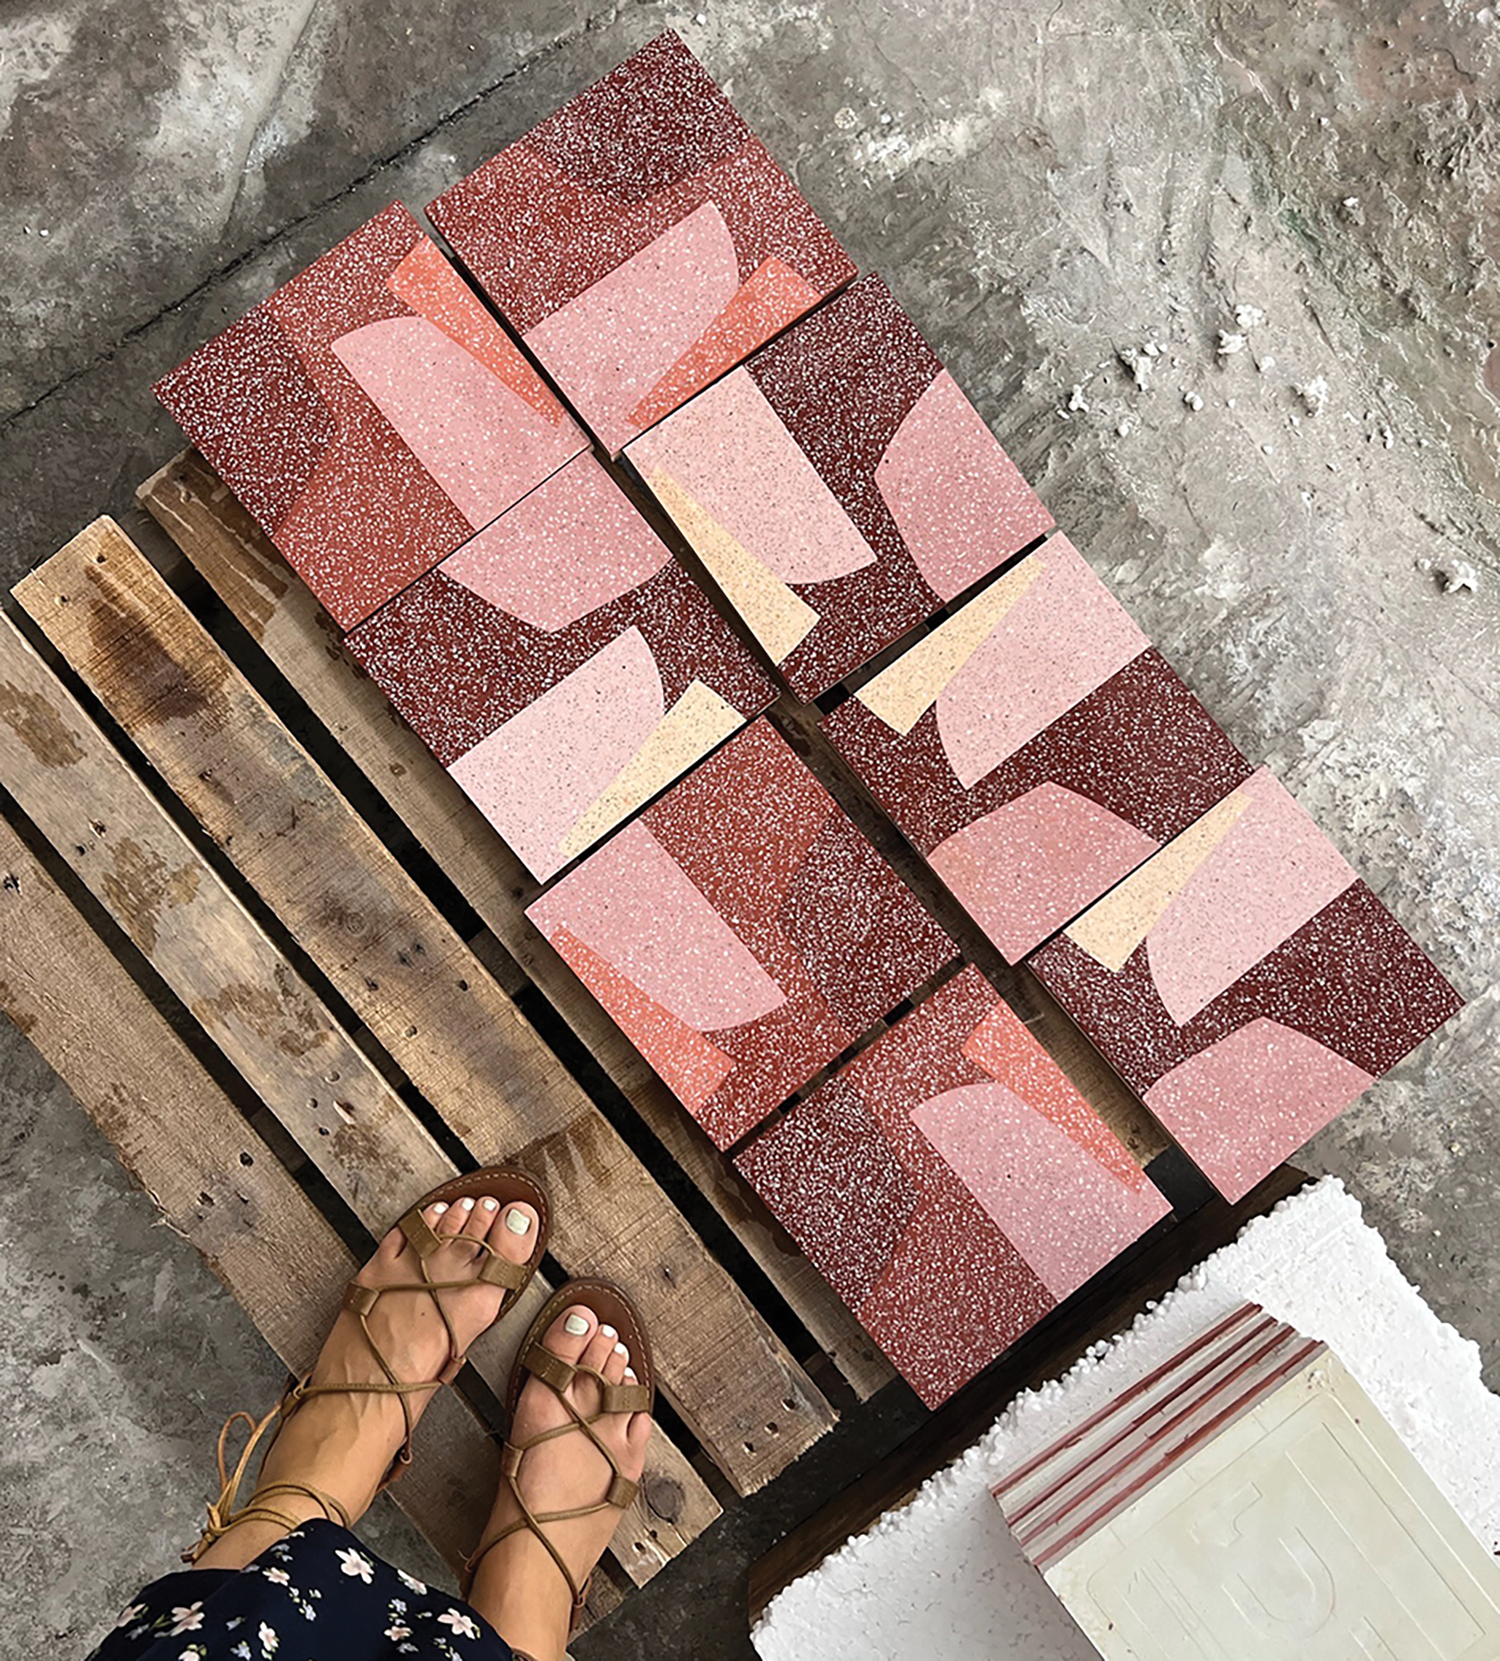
left=336, top=1547, right=375, bottom=1583
left=231, top=1643, right=252, bottom=1660
left=438, top=1610, right=480, bottom=1641
left=384, top=1626, right=413, bottom=1642
left=261, top=1567, right=291, bottom=1585
left=116, top=1604, right=147, bottom=1628
left=168, top=1605, right=205, bottom=1636
left=397, top=1570, right=428, bottom=1595
left=258, top=1621, right=279, bottom=1656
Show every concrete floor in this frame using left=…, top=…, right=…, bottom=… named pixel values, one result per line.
left=2, top=2, right=1497, bottom=1656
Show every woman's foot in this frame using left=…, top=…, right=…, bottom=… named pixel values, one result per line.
left=467, top=1303, right=653, bottom=1661
left=194, top=1193, right=541, bottom=1571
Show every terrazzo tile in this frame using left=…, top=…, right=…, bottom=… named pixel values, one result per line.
left=1029, top=766, right=1464, bottom=1203
left=994, top=1304, right=1500, bottom=1658
left=345, top=453, right=777, bottom=882
left=823, top=534, right=1253, bottom=960
left=626, top=273, right=1054, bottom=698
left=525, top=718, right=958, bottom=1148
left=733, top=966, right=1170, bottom=1406
left=427, top=30, right=856, bottom=457
left=154, top=202, right=586, bottom=630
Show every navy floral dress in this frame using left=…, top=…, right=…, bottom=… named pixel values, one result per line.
left=88, top=1521, right=532, bottom=1661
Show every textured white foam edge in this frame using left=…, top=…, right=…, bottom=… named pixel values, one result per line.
left=752, top=1177, right=1500, bottom=1661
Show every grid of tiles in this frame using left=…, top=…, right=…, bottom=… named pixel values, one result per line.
left=149, top=27, right=1464, bottom=1410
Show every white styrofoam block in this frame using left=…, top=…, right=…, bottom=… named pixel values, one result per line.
left=753, top=1177, right=1500, bottom=1661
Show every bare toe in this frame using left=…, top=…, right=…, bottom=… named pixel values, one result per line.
left=601, top=1334, right=629, bottom=1386
left=461, top=1194, right=501, bottom=1242
left=495, top=1202, right=539, bottom=1264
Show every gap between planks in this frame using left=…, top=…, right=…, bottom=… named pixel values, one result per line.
left=13, top=515, right=837, bottom=1497
left=138, top=448, right=895, bottom=1403
left=0, top=607, right=717, bottom=1586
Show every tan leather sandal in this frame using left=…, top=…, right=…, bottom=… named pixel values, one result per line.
left=462, top=1279, right=656, bottom=1627
left=185, top=1166, right=549, bottom=1562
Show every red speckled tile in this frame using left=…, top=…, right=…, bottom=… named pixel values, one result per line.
left=625, top=273, right=1054, bottom=697
left=1029, top=766, right=1464, bottom=1202
left=823, top=534, right=1252, bottom=960
left=345, top=454, right=776, bottom=882
left=154, top=203, right=586, bottom=630
left=427, top=31, right=855, bottom=456
left=525, top=719, right=958, bottom=1148
left=734, top=966, right=1170, bottom=1406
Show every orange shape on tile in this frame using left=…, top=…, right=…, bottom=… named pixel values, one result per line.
left=548, top=925, right=737, bottom=1112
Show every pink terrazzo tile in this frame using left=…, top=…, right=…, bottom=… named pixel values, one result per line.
left=1028, top=766, right=1464, bottom=1202
left=154, top=202, right=586, bottom=629
left=823, top=534, right=1252, bottom=960
left=734, top=966, right=1170, bottom=1406
left=427, top=31, right=855, bottom=456
left=626, top=273, right=1054, bottom=697
left=345, top=454, right=777, bottom=882
left=526, top=718, right=959, bottom=1148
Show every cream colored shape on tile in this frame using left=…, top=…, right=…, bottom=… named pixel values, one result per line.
left=556, top=679, right=744, bottom=861
left=854, top=554, right=1047, bottom=735
left=645, top=469, right=818, bottom=665
left=1065, top=787, right=1252, bottom=972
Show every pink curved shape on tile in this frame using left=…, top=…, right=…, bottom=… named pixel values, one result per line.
left=937, top=537, right=1149, bottom=788
left=331, top=315, right=580, bottom=530
left=627, top=367, right=875, bottom=582
left=930, top=783, right=1160, bottom=962
left=875, top=370, right=1054, bottom=601
left=910, top=1081, right=1168, bottom=1299
left=522, top=199, right=741, bottom=454
left=1145, top=1018, right=1375, bottom=1202
left=448, top=627, right=664, bottom=881
left=443, top=458, right=669, bottom=630
left=1148, top=768, right=1356, bottom=1025
left=527, top=819, right=787, bottom=1032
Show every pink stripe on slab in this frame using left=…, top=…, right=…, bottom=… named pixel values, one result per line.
left=331, top=316, right=578, bottom=530
left=442, top=457, right=669, bottom=631
left=875, top=370, right=1054, bottom=601
left=929, top=782, right=1161, bottom=962
left=909, top=1080, right=1168, bottom=1300
left=448, top=626, right=663, bottom=881
left=522, top=198, right=740, bottom=454
left=1146, top=767, right=1357, bottom=1025
left=1144, top=1017, right=1375, bottom=1202
left=526, top=819, right=787, bottom=1032
left=936, top=536, right=1149, bottom=789
left=627, top=366, right=875, bottom=583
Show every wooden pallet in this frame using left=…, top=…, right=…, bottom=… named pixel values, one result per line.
left=0, top=448, right=1249, bottom=1635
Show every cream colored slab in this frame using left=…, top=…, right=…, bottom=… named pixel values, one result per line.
left=1049, top=1352, right=1500, bottom=1660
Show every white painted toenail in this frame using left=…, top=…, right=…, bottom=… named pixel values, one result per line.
left=600, top=1325, right=617, bottom=1339
left=432, top=1203, right=448, bottom=1215
left=482, top=1197, right=499, bottom=1211
left=624, top=1367, right=637, bottom=1380
left=460, top=1197, right=475, bottom=1211
left=503, top=1207, right=531, bottom=1235
left=565, top=1314, right=590, bottom=1337
left=614, top=1342, right=628, bottom=1356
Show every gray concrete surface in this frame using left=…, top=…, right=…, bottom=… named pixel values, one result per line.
left=2, top=1, right=1497, bottom=1657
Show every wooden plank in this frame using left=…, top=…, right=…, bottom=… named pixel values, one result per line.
left=15, top=517, right=836, bottom=1495
left=746, top=1163, right=1310, bottom=1619
left=0, top=810, right=499, bottom=1575
left=0, top=611, right=717, bottom=1586
left=139, top=450, right=895, bottom=1401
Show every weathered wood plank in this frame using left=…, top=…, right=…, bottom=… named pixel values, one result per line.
left=0, top=611, right=716, bottom=1584
left=0, top=811, right=498, bottom=1575
left=15, top=517, right=835, bottom=1494
left=139, top=450, right=895, bottom=1401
